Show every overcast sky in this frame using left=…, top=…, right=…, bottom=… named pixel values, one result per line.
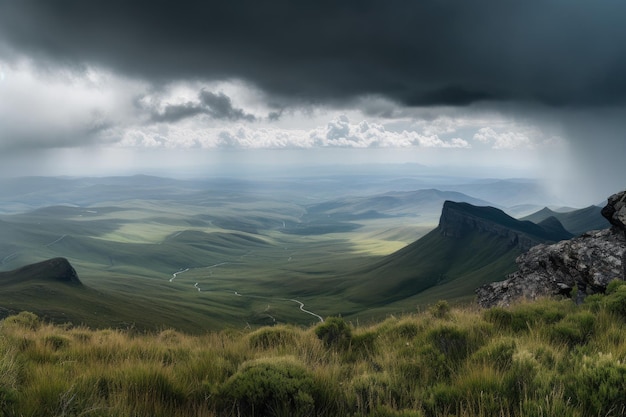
left=1, top=0, right=625, bottom=205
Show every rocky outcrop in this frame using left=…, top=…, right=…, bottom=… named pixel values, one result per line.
left=476, top=191, right=626, bottom=308
left=601, top=190, right=626, bottom=235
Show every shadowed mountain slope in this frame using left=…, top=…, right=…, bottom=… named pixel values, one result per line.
left=343, top=201, right=573, bottom=307
left=521, top=205, right=610, bottom=235
left=0, top=257, right=81, bottom=285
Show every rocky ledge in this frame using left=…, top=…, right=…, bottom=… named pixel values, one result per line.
left=476, top=190, right=626, bottom=308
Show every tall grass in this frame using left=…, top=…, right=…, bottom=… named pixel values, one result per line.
left=1, top=282, right=626, bottom=416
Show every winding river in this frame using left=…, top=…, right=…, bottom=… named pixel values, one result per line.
left=169, top=256, right=324, bottom=323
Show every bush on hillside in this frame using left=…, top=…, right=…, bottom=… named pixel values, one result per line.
left=471, top=338, right=516, bottom=371
left=484, top=301, right=567, bottom=332
left=248, top=326, right=298, bottom=350
left=44, top=334, right=70, bottom=351
left=217, top=357, right=320, bottom=417
left=429, top=300, right=451, bottom=319
left=606, top=279, right=626, bottom=295
left=2, top=311, right=40, bottom=330
left=605, top=283, right=626, bottom=319
left=564, top=353, right=626, bottom=417
left=548, top=311, right=595, bottom=347
left=427, top=325, right=472, bottom=364
left=315, top=317, right=352, bottom=349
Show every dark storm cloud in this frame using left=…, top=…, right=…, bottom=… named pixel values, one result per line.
left=149, top=90, right=256, bottom=123
left=151, top=102, right=206, bottom=123
left=198, top=91, right=256, bottom=122
left=2, top=0, right=626, bottom=107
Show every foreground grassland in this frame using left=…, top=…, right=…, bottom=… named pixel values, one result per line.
left=1, top=282, right=626, bottom=417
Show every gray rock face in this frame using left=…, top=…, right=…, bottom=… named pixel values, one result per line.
left=476, top=191, right=626, bottom=308
left=601, top=190, right=626, bottom=235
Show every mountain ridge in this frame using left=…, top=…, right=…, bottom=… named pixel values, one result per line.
left=439, top=201, right=572, bottom=251
left=342, top=200, right=572, bottom=307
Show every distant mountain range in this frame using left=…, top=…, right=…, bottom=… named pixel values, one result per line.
left=305, top=189, right=492, bottom=219
left=521, top=205, right=609, bottom=235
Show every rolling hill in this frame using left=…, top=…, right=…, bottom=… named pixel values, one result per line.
left=0, top=200, right=578, bottom=330
left=0, top=174, right=583, bottom=330
left=304, top=188, right=493, bottom=219
left=0, top=256, right=280, bottom=332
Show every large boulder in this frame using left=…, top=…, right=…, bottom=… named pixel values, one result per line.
left=476, top=190, right=626, bottom=308
left=601, top=190, right=626, bottom=235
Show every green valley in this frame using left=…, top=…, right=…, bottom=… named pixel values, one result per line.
left=0, top=175, right=604, bottom=331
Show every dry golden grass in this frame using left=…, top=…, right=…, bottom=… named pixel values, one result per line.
left=1, top=285, right=625, bottom=416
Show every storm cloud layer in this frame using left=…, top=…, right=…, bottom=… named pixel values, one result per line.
left=0, top=0, right=625, bottom=205
left=2, top=0, right=626, bottom=107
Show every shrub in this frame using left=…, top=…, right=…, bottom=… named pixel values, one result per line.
left=376, top=318, right=423, bottom=341
left=427, top=325, right=471, bottom=364
left=606, top=279, right=626, bottom=295
left=345, top=331, right=378, bottom=361
left=414, top=344, right=449, bottom=383
left=483, top=307, right=513, bottom=330
left=429, top=300, right=451, bottom=319
left=564, top=353, right=626, bottom=417
left=471, top=338, right=516, bottom=371
left=123, top=366, right=187, bottom=415
left=351, top=372, right=396, bottom=414
left=424, top=383, right=461, bottom=416
left=454, top=366, right=509, bottom=416
left=248, top=326, right=298, bottom=350
left=217, top=356, right=319, bottom=417
left=605, top=284, right=626, bottom=319
left=548, top=311, right=595, bottom=347
left=3, top=311, right=41, bottom=330
left=71, top=331, right=92, bottom=343
left=0, top=348, right=18, bottom=416
left=157, top=329, right=182, bottom=345
left=0, top=386, right=16, bottom=416
left=502, top=350, right=540, bottom=406
left=315, top=317, right=352, bottom=349
left=583, top=293, right=604, bottom=312
left=485, top=301, right=567, bottom=332
left=44, top=335, right=70, bottom=351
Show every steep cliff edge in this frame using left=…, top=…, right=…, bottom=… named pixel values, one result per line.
left=439, top=201, right=572, bottom=251
left=476, top=190, right=626, bottom=307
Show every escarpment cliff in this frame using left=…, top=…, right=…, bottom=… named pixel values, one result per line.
left=439, top=201, right=572, bottom=251
left=476, top=190, right=626, bottom=308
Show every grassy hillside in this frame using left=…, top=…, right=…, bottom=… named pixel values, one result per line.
left=1, top=282, right=626, bottom=417
left=0, top=175, right=585, bottom=330
left=339, top=202, right=572, bottom=310
left=0, top=194, right=580, bottom=330
left=342, top=228, right=521, bottom=307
